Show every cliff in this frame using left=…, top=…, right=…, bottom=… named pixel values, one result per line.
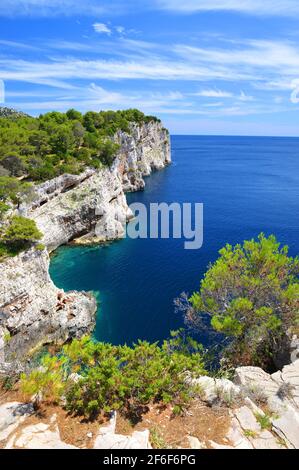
left=0, top=120, right=171, bottom=369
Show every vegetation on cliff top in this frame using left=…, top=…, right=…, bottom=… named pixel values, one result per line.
left=184, top=233, right=299, bottom=370
left=8, top=233, right=299, bottom=422
left=0, top=108, right=161, bottom=185
left=0, top=107, right=162, bottom=261
left=20, top=330, right=205, bottom=421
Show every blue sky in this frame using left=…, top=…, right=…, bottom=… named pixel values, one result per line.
left=1, top=1, right=299, bottom=135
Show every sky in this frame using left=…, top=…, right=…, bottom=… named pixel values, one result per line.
left=1, top=1, right=299, bottom=135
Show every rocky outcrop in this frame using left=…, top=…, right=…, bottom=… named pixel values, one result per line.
left=0, top=119, right=170, bottom=366
left=19, top=121, right=170, bottom=251
left=0, top=407, right=151, bottom=450
left=0, top=248, right=96, bottom=366
left=115, top=121, right=171, bottom=192
left=0, top=107, right=28, bottom=119
left=193, top=359, right=299, bottom=449
left=5, top=414, right=77, bottom=449
left=24, top=168, right=132, bottom=252
left=0, top=402, right=34, bottom=442
left=93, top=412, right=151, bottom=450
left=1, top=360, right=298, bottom=450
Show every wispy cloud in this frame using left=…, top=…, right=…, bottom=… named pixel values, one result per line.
left=2, top=0, right=299, bottom=17
left=0, top=39, right=41, bottom=50
left=155, top=0, right=299, bottom=16
left=0, top=32, right=298, bottom=119
left=193, top=89, right=233, bottom=98
left=0, top=0, right=103, bottom=17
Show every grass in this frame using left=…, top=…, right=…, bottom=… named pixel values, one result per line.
left=150, top=427, right=169, bottom=449
left=243, top=429, right=258, bottom=439
left=255, top=412, right=272, bottom=431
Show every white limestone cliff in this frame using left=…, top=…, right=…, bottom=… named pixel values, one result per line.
left=0, top=120, right=171, bottom=367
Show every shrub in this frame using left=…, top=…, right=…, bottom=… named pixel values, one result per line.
left=20, top=331, right=206, bottom=420
left=188, top=234, right=299, bottom=370
left=20, top=355, right=66, bottom=406
left=0, top=201, right=9, bottom=219
left=0, top=176, right=35, bottom=206
left=1, top=215, right=42, bottom=249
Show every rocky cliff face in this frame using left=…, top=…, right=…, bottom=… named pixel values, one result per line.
left=115, top=121, right=171, bottom=192
left=21, top=120, right=170, bottom=251
left=0, top=120, right=171, bottom=369
left=24, top=168, right=132, bottom=252
left=0, top=248, right=96, bottom=369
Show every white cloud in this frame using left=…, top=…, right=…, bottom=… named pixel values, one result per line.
left=0, top=0, right=107, bottom=17
left=155, top=0, right=299, bottom=16
left=193, top=89, right=233, bottom=98
left=290, top=79, right=299, bottom=103
left=116, top=26, right=125, bottom=34
left=238, top=91, right=254, bottom=102
left=93, top=23, right=112, bottom=35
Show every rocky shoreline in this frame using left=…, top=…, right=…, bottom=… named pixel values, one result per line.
left=0, top=120, right=171, bottom=370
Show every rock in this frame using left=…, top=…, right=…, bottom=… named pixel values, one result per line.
left=272, top=409, right=299, bottom=449
left=209, top=441, right=235, bottom=449
left=234, top=406, right=261, bottom=433
left=0, top=402, right=34, bottom=441
left=193, top=376, right=218, bottom=404
left=234, top=360, right=299, bottom=415
left=94, top=412, right=151, bottom=450
left=290, top=335, right=299, bottom=363
left=0, top=120, right=170, bottom=366
left=6, top=421, right=78, bottom=449
left=193, top=376, right=241, bottom=406
left=94, top=429, right=151, bottom=450
left=226, top=417, right=254, bottom=449
left=29, top=168, right=132, bottom=252
left=188, top=436, right=204, bottom=449
left=0, top=248, right=97, bottom=362
left=233, top=362, right=299, bottom=449
left=249, top=429, right=285, bottom=450
left=115, top=122, right=171, bottom=192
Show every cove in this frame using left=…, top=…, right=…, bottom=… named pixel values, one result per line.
left=50, top=135, right=299, bottom=345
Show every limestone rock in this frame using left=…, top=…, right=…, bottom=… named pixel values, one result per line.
left=193, top=376, right=241, bottom=406
left=0, top=120, right=170, bottom=366
left=0, top=248, right=96, bottom=362
left=115, top=121, right=171, bottom=192
left=0, top=402, right=34, bottom=441
left=94, top=413, right=151, bottom=450
left=6, top=420, right=77, bottom=449
left=235, top=406, right=261, bottom=433
left=188, top=436, right=204, bottom=449
left=272, top=410, right=299, bottom=449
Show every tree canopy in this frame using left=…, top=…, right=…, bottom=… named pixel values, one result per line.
left=188, top=234, right=299, bottom=370
left=0, top=108, right=161, bottom=187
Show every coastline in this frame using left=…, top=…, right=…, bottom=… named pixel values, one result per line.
left=0, top=120, right=171, bottom=370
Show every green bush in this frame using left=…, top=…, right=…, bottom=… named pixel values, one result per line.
left=20, top=331, right=206, bottom=420
left=188, top=234, right=299, bottom=370
left=0, top=176, right=35, bottom=206
left=20, top=355, right=66, bottom=406
left=1, top=215, right=42, bottom=249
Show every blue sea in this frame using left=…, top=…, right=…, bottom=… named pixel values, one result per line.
left=50, top=136, right=299, bottom=345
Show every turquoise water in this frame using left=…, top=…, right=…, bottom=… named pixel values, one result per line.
left=50, top=135, right=299, bottom=345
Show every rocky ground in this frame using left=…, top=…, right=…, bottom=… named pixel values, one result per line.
left=1, top=359, right=298, bottom=449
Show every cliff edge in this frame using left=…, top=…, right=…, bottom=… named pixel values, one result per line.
left=0, top=120, right=171, bottom=369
